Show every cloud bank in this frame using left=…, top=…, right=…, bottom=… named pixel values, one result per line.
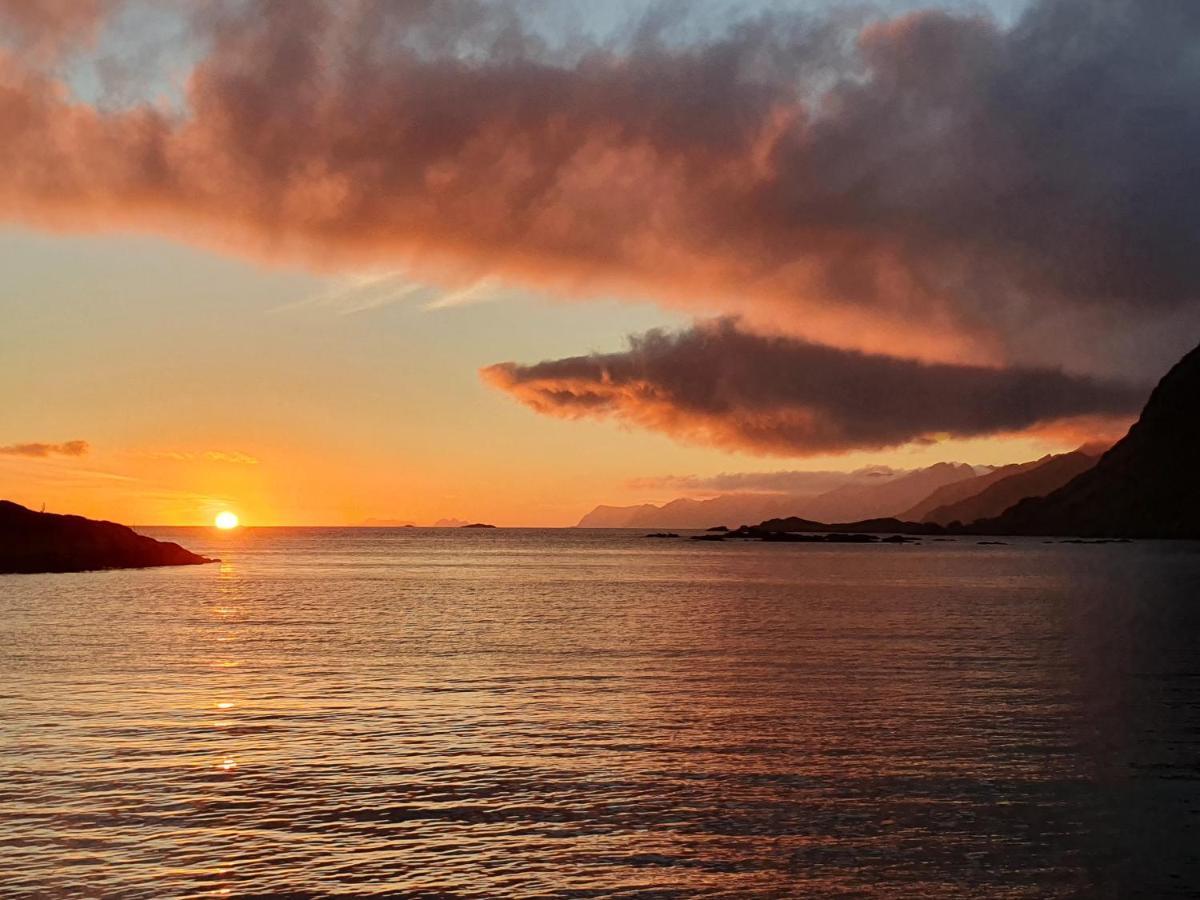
left=483, top=320, right=1145, bottom=456
left=0, top=0, right=1199, bottom=374
left=628, top=466, right=905, bottom=496
left=0, top=440, right=90, bottom=458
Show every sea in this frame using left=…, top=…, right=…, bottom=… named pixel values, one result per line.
left=2, top=528, right=1199, bottom=898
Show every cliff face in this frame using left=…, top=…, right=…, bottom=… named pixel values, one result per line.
left=978, top=344, right=1200, bottom=538
left=0, top=501, right=216, bottom=574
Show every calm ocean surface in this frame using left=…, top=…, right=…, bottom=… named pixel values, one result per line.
left=3, top=528, right=1200, bottom=898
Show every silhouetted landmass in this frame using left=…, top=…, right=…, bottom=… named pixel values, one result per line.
left=0, top=501, right=215, bottom=574
left=900, top=460, right=1036, bottom=521
left=460, top=523, right=497, bottom=528
left=576, top=463, right=977, bottom=528
left=744, top=516, right=947, bottom=536
left=799, top=462, right=977, bottom=522
left=707, top=525, right=730, bottom=532
left=696, top=529, right=922, bottom=544
left=730, top=341, right=1200, bottom=540
left=919, top=451, right=1098, bottom=525
left=577, top=503, right=663, bottom=527
left=973, top=342, right=1200, bottom=538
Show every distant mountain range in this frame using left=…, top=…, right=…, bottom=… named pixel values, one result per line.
left=579, top=495, right=804, bottom=529
left=899, top=459, right=1044, bottom=523
left=728, top=340, right=1200, bottom=539
left=901, top=451, right=1100, bottom=525
left=581, top=450, right=1108, bottom=532
left=578, top=462, right=982, bottom=529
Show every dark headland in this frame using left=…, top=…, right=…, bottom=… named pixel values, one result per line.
left=0, top=501, right=216, bottom=575
left=970, top=340, right=1200, bottom=538
left=720, top=339, right=1200, bottom=541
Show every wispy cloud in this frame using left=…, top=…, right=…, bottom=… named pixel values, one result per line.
left=275, top=272, right=439, bottom=316
left=141, top=449, right=260, bottom=465
left=0, top=440, right=89, bottom=458
left=422, top=278, right=513, bottom=312
left=279, top=272, right=513, bottom=317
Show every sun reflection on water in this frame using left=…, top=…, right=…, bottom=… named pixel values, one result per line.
left=209, top=554, right=248, bottom=777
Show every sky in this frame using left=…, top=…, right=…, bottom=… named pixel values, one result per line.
left=1, top=0, right=1195, bottom=526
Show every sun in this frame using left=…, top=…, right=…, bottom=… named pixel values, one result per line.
left=214, top=511, right=240, bottom=530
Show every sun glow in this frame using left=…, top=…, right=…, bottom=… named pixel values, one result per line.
left=214, top=511, right=240, bottom=529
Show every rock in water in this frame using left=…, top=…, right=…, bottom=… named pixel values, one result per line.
left=0, top=501, right=216, bottom=574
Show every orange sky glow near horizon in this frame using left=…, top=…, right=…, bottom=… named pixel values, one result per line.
left=0, top=232, right=1129, bottom=527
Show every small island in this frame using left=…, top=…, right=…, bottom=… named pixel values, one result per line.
left=460, top=523, right=497, bottom=528
left=0, top=501, right=216, bottom=575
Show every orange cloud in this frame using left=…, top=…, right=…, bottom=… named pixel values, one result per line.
left=0, top=440, right=89, bottom=458
left=0, top=0, right=1197, bottom=376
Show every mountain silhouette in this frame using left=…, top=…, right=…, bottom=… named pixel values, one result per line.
left=975, top=344, right=1199, bottom=537
left=901, top=459, right=1043, bottom=522
left=916, top=451, right=1099, bottom=526
left=577, top=463, right=976, bottom=528
left=799, top=462, right=976, bottom=523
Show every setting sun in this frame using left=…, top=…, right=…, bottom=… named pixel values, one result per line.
left=214, top=511, right=239, bottom=530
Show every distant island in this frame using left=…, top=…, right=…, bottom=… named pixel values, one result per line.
left=0, top=501, right=216, bottom=574
left=359, top=518, right=490, bottom=528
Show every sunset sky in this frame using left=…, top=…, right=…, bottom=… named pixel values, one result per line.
left=3, top=0, right=1195, bottom=526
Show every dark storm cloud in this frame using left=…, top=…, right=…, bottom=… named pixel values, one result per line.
left=482, top=320, right=1145, bottom=455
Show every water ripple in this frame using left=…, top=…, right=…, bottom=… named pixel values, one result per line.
left=3, top=530, right=1200, bottom=896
